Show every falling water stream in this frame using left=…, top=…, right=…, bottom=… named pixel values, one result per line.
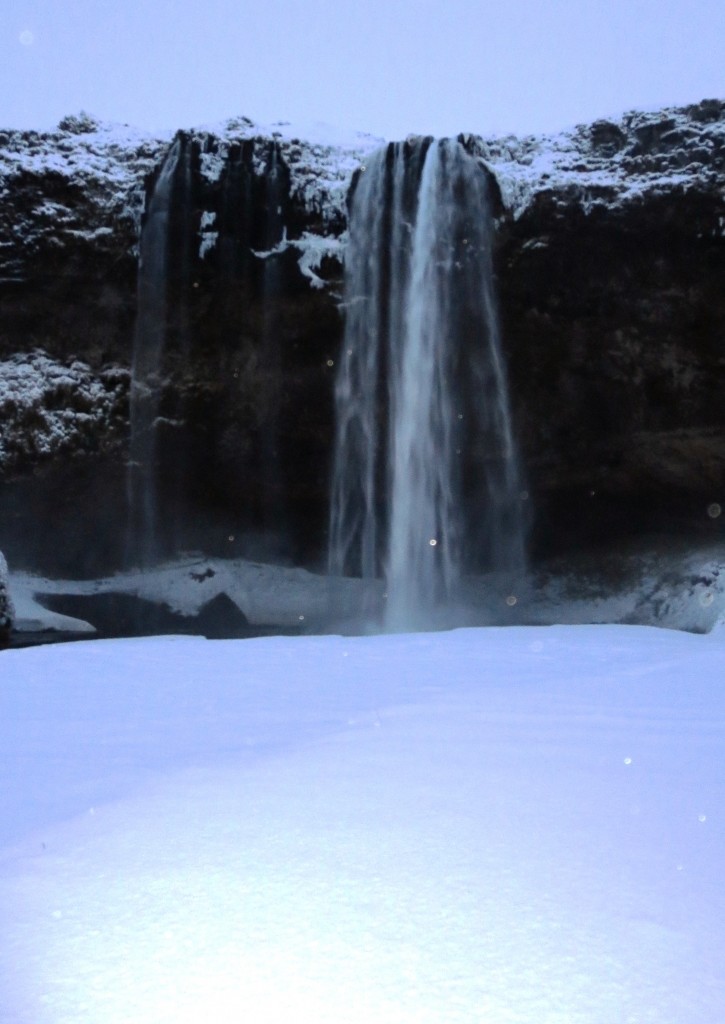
left=329, top=138, right=525, bottom=629
left=126, top=137, right=290, bottom=570
left=127, top=134, right=521, bottom=622
left=126, top=139, right=182, bottom=568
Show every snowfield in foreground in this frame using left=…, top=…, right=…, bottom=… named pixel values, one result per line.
left=1, top=624, right=724, bottom=1023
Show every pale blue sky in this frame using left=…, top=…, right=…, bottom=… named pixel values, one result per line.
left=2, top=0, right=724, bottom=138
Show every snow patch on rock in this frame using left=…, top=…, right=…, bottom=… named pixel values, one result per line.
left=10, top=556, right=373, bottom=634
left=475, top=99, right=725, bottom=220
left=191, top=116, right=382, bottom=225
left=0, top=116, right=170, bottom=265
left=254, top=228, right=347, bottom=290
left=0, top=350, right=129, bottom=471
left=521, top=544, right=725, bottom=635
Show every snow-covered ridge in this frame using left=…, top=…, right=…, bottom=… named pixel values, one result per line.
left=0, top=112, right=382, bottom=287
left=476, top=98, right=725, bottom=220
left=2, top=100, right=722, bottom=266
left=0, top=112, right=381, bottom=251
left=0, top=116, right=169, bottom=263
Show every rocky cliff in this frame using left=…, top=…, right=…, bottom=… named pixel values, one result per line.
left=0, top=102, right=723, bottom=581
left=481, top=99, right=725, bottom=558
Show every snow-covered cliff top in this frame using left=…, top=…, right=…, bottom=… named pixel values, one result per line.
left=0, top=112, right=382, bottom=236
left=1, top=100, right=723, bottom=267
left=0, top=114, right=167, bottom=241
left=189, top=115, right=383, bottom=221
left=0, top=112, right=383, bottom=283
left=476, top=98, right=725, bottom=220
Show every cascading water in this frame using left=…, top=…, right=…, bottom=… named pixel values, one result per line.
left=329, top=137, right=526, bottom=629
left=126, top=135, right=293, bottom=569
left=257, top=144, right=288, bottom=538
left=126, top=138, right=183, bottom=568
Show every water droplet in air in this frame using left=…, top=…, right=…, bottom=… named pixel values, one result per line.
left=505, top=594, right=517, bottom=606
left=707, top=502, right=721, bottom=518
left=624, top=757, right=632, bottom=765
left=326, top=359, right=334, bottom=367
left=19, top=30, right=34, bottom=45
left=698, top=814, right=707, bottom=823
left=429, top=538, right=437, bottom=546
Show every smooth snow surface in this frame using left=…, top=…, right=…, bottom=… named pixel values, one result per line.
left=1, top=625, right=724, bottom=1022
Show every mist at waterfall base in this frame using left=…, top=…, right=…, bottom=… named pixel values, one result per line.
left=2, top=625, right=724, bottom=1021
left=329, top=138, right=526, bottom=631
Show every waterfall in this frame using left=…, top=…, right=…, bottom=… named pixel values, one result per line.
left=126, top=136, right=292, bottom=569
left=329, top=137, right=525, bottom=629
left=126, top=138, right=182, bottom=568
left=257, top=144, right=287, bottom=540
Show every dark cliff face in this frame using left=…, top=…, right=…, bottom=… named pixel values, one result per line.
left=0, top=104, right=723, bottom=578
left=488, top=100, right=725, bottom=558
